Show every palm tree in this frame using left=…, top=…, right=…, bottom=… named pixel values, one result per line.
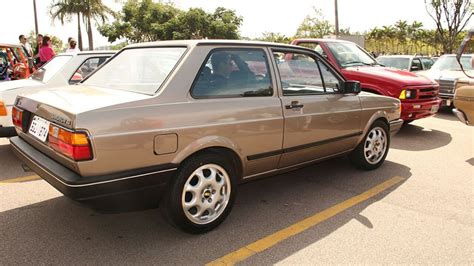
left=82, top=0, right=115, bottom=50
left=49, top=0, right=85, bottom=50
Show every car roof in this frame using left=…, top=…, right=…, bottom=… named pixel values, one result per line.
left=125, top=39, right=303, bottom=50
left=378, top=55, right=434, bottom=58
left=56, top=50, right=116, bottom=56
left=378, top=55, right=414, bottom=59
left=293, top=38, right=353, bottom=44
left=439, top=54, right=473, bottom=57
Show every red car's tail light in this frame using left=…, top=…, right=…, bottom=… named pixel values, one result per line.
left=48, top=125, right=92, bottom=161
left=12, top=106, right=23, bottom=130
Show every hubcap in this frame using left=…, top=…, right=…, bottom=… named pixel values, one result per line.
left=363, top=127, right=387, bottom=165
left=181, top=164, right=231, bottom=225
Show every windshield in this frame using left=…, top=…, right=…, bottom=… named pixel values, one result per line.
left=430, top=55, right=473, bottom=71
left=326, top=42, right=377, bottom=67
left=377, top=57, right=410, bottom=70
left=83, top=47, right=186, bottom=95
left=31, top=55, right=72, bottom=83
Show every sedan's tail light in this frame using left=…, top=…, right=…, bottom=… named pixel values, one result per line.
left=48, top=125, right=92, bottom=161
left=12, top=106, right=23, bottom=130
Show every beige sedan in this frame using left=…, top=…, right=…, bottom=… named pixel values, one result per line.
left=10, top=40, right=402, bottom=233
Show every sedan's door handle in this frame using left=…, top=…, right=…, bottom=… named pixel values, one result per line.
left=285, top=101, right=304, bottom=109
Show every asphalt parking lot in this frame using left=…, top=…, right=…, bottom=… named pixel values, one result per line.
left=0, top=108, right=472, bottom=264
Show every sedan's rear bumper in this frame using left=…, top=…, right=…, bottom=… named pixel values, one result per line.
left=10, top=136, right=176, bottom=208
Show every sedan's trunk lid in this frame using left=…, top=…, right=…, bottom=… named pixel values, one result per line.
left=16, top=85, right=150, bottom=129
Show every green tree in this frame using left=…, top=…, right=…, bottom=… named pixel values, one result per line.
left=295, top=7, right=334, bottom=38
left=394, top=20, right=408, bottom=52
left=50, top=0, right=113, bottom=50
left=425, top=0, right=473, bottom=53
left=257, top=32, right=291, bottom=44
left=49, top=0, right=85, bottom=50
left=98, top=0, right=242, bottom=43
left=83, top=0, right=115, bottom=50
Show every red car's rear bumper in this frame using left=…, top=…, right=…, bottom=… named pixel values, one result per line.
left=401, top=98, right=441, bottom=121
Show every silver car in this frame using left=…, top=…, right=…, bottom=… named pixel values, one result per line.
left=11, top=40, right=402, bottom=233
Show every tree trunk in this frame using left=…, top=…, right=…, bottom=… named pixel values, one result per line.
left=77, top=13, right=83, bottom=51
left=87, top=15, right=93, bottom=50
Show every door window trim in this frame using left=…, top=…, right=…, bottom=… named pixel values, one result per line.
left=271, top=48, right=345, bottom=96
left=190, top=47, right=274, bottom=99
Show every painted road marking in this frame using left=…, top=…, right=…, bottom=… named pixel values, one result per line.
left=0, top=175, right=41, bottom=185
left=207, top=176, right=406, bottom=266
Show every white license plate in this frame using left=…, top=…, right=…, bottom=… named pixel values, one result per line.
left=431, top=105, right=439, bottom=113
left=28, top=116, right=50, bottom=142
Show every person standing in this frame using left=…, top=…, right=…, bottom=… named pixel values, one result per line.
left=34, top=34, right=43, bottom=67
left=38, top=36, right=55, bottom=66
left=19, top=34, right=34, bottom=71
left=65, top=38, right=80, bottom=53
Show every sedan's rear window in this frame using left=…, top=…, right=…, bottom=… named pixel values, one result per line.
left=83, top=47, right=186, bottom=95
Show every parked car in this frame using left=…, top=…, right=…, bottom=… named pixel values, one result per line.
left=0, top=51, right=114, bottom=137
left=452, top=28, right=474, bottom=126
left=376, top=55, right=435, bottom=72
left=418, top=54, right=473, bottom=107
left=290, top=39, right=441, bottom=123
left=0, top=43, right=35, bottom=80
left=10, top=40, right=402, bottom=234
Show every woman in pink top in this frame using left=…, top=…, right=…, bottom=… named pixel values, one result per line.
left=39, top=36, right=55, bottom=66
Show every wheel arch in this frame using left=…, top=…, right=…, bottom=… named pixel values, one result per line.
left=172, top=136, right=245, bottom=181
left=356, top=111, right=390, bottom=146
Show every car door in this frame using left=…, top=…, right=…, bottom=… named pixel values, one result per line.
left=272, top=49, right=362, bottom=168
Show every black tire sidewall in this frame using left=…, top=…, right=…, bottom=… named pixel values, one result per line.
left=162, top=152, right=237, bottom=234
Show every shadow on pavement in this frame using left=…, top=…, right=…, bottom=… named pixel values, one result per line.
left=391, top=124, right=452, bottom=151
left=0, top=141, right=34, bottom=181
left=435, top=107, right=458, bottom=122
left=0, top=157, right=411, bottom=264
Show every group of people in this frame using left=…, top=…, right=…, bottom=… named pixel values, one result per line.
left=18, top=34, right=80, bottom=68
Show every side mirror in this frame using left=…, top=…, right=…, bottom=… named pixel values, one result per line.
left=343, top=80, right=361, bottom=94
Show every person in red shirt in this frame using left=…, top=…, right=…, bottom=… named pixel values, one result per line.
left=38, top=36, right=55, bottom=66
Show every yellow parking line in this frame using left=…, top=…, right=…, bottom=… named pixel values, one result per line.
left=207, top=176, right=406, bottom=266
left=0, top=175, right=41, bottom=185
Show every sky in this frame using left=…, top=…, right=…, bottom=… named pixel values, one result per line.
left=1, top=0, right=460, bottom=49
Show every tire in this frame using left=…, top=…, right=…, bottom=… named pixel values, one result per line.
left=160, top=152, right=237, bottom=234
left=349, top=120, right=390, bottom=170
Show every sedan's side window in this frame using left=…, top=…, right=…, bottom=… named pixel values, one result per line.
left=191, top=49, right=272, bottom=98
left=274, top=51, right=342, bottom=95
left=69, top=56, right=110, bottom=84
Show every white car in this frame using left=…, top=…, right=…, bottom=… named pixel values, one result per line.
left=0, top=51, right=115, bottom=137
left=417, top=54, right=474, bottom=106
